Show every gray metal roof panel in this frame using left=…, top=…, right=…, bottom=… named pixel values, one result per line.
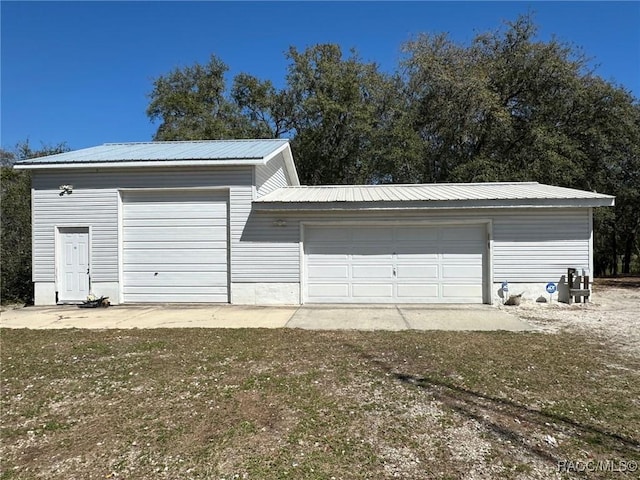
left=255, top=182, right=615, bottom=204
left=15, top=139, right=290, bottom=165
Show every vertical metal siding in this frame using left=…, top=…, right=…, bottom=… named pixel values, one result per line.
left=255, top=152, right=289, bottom=197
left=32, top=167, right=253, bottom=284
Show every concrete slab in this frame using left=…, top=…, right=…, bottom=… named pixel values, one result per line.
left=0, top=305, right=297, bottom=330
left=1, top=304, right=534, bottom=332
left=400, top=305, right=534, bottom=331
left=287, top=304, right=534, bottom=331
left=285, top=305, right=408, bottom=331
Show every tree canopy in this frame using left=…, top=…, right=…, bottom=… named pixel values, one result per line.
left=147, top=15, right=637, bottom=275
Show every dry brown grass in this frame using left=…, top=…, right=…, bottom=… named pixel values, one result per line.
left=2, top=325, right=639, bottom=479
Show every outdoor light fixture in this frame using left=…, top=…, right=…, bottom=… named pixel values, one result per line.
left=58, top=184, right=73, bottom=195
left=273, top=219, right=287, bottom=227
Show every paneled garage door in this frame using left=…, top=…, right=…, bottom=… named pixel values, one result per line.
left=304, top=224, right=485, bottom=303
left=122, top=191, right=228, bottom=303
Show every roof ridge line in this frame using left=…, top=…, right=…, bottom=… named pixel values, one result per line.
left=103, top=139, right=289, bottom=146
left=283, top=182, right=540, bottom=189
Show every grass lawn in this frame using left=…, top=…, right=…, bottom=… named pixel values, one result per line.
left=1, top=328, right=639, bottom=479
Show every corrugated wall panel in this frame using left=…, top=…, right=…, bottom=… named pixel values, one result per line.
left=32, top=167, right=252, bottom=284
left=255, top=152, right=289, bottom=197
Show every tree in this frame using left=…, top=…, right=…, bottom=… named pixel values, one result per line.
left=1, top=141, right=69, bottom=303
left=231, top=73, right=293, bottom=138
left=286, top=44, right=405, bottom=185
left=147, top=46, right=421, bottom=186
left=401, top=15, right=599, bottom=185
left=588, top=94, right=640, bottom=275
left=144, top=20, right=639, bottom=273
left=401, top=15, right=639, bottom=274
left=147, top=55, right=263, bottom=140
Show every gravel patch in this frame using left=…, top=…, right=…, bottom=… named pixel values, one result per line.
left=498, top=281, right=640, bottom=357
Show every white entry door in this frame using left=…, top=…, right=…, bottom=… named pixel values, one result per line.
left=58, top=227, right=90, bottom=302
left=304, top=224, right=486, bottom=303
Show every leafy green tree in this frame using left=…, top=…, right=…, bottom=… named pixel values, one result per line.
left=147, top=55, right=262, bottom=140
left=366, top=73, right=427, bottom=184
left=401, top=15, right=596, bottom=185
left=589, top=96, right=640, bottom=275
left=286, top=44, right=411, bottom=185
left=1, top=141, right=69, bottom=303
left=231, top=73, right=293, bottom=138
left=401, top=15, right=639, bottom=273
left=145, top=18, right=638, bottom=273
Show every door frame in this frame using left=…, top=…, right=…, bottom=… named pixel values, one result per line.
left=55, top=225, right=92, bottom=303
left=300, top=219, right=493, bottom=304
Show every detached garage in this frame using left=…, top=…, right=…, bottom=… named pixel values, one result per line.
left=15, top=140, right=614, bottom=306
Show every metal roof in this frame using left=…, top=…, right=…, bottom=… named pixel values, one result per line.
left=255, top=182, right=615, bottom=209
left=15, top=139, right=290, bottom=165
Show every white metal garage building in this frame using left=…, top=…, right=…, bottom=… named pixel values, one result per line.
left=15, top=139, right=614, bottom=306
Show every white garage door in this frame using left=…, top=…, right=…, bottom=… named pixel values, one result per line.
left=122, top=191, right=228, bottom=303
left=304, top=224, right=485, bottom=303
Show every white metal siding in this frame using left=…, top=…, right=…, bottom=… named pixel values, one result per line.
left=493, top=211, right=590, bottom=281
left=229, top=185, right=254, bottom=283
left=238, top=208, right=591, bottom=286
left=32, top=188, right=118, bottom=283
left=31, top=168, right=252, bottom=285
left=233, top=211, right=301, bottom=283
left=255, top=152, right=289, bottom=197
left=305, top=225, right=484, bottom=303
left=122, top=191, right=228, bottom=302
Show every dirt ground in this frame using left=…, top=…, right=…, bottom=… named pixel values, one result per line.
left=1, top=278, right=638, bottom=479
left=500, top=277, right=640, bottom=358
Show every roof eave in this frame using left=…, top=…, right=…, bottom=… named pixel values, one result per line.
left=13, top=158, right=267, bottom=170
left=252, top=198, right=615, bottom=211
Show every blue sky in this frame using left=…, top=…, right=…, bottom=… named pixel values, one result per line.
left=2, top=1, right=639, bottom=151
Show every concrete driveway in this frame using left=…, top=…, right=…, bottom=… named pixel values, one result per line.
left=0, top=304, right=533, bottom=331
left=287, top=304, right=533, bottom=331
